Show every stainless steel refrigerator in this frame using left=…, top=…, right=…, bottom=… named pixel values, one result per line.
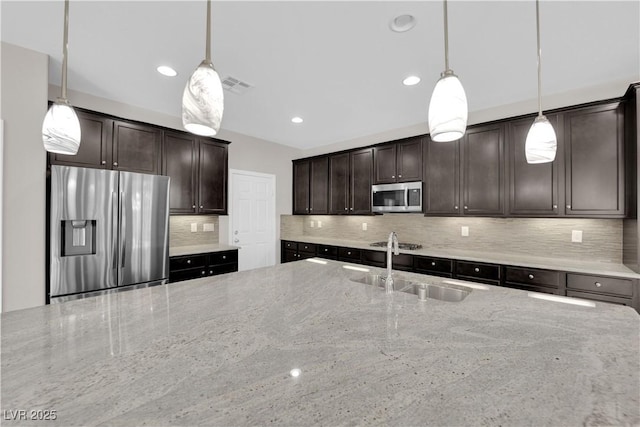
left=49, top=165, right=170, bottom=302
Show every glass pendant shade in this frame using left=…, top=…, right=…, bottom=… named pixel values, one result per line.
left=42, top=100, right=81, bottom=155
left=525, top=115, right=557, bottom=164
left=428, top=73, right=468, bottom=142
left=182, top=61, right=224, bottom=137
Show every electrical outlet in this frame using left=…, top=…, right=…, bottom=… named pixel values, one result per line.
left=190, top=223, right=198, bottom=233
left=362, top=222, right=368, bottom=231
left=572, top=230, right=583, bottom=243
left=203, top=223, right=215, bottom=232
left=310, top=221, right=315, bottom=228
left=318, top=221, right=322, bottom=228
left=461, top=226, right=469, bottom=237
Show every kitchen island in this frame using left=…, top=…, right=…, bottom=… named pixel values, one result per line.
left=2, top=259, right=639, bottom=426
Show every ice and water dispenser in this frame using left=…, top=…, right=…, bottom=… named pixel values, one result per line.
left=60, top=219, right=96, bottom=256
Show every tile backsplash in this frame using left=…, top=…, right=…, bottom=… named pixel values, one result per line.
left=170, top=215, right=219, bottom=247
left=281, top=214, right=622, bottom=263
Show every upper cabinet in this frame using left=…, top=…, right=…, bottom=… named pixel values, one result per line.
left=51, top=107, right=230, bottom=215
left=373, top=137, right=422, bottom=184
left=292, top=156, right=329, bottom=215
left=564, top=101, right=625, bottom=217
left=507, top=115, right=562, bottom=216
left=112, top=120, right=161, bottom=174
left=49, top=109, right=112, bottom=169
left=461, top=123, right=505, bottom=216
left=329, top=148, right=372, bottom=214
left=424, top=124, right=505, bottom=216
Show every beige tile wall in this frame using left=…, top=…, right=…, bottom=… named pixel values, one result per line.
left=281, top=214, right=623, bottom=263
left=170, top=215, right=219, bottom=247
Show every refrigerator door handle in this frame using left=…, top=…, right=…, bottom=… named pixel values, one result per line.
left=112, top=191, right=118, bottom=271
left=120, top=191, right=126, bottom=269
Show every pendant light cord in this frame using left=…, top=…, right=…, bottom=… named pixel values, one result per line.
left=443, top=0, right=450, bottom=72
left=61, top=0, right=70, bottom=100
left=205, top=0, right=212, bottom=63
left=536, top=0, right=543, bottom=117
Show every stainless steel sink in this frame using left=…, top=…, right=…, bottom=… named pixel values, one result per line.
left=350, top=274, right=413, bottom=291
left=350, top=274, right=470, bottom=302
left=399, top=283, right=471, bottom=302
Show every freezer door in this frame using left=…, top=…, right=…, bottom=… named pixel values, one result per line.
left=118, top=172, right=170, bottom=287
left=50, top=166, right=119, bottom=297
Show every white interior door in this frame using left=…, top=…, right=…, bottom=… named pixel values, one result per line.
left=230, top=170, right=276, bottom=271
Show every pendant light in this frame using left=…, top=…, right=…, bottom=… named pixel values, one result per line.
left=525, top=0, right=557, bottom=164
left=182, top=0, right=224, bottom=137
left=428, top=0, right=468, bottom=142
left=42, top=0, right=81, bottom=155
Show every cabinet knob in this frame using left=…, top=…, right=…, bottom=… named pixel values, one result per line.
left=454, top=206, right=458, bottom=210
left=222, top=255, right=226, bottom=260
left=345, top=208, right=348, bottom=211
left=113, top=162, right=118, bottom=167
left=201, top=271, right=206, bottom=276
left=324, top=249, right=328, bottom=252
left=553, top=204, right=558, bottom=209
left=347, top=251, right=351, bottom=255
left=209, top=270, right=213, bottom=275
left=464, top=206, right=468, bottom=210
left=187, top=259, right=191, bottom=264
left=200, top=205, right=203, bottom=209
left=350, top=207, right=353, bottom=211
left=398, top=174, right=402, bottom=178
left=431, top=261, right=436, bottom=266
left=566, top=205, right=571, bottom=209
left=595, top=282, right=602, bottom=288
left=392, top=175, right=395, bottom=178
left=474, top=267, right=480, bottom=273
left=528, top=274, right=534, bottom=280
left=306, top=208, right=309, bottom=212
left=101, top=160, right=106, bottom=165
left=192, top=205, right=196, bottom=209
left=310, top=208, right=313, bottom=211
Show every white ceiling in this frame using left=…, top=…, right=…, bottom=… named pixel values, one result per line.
left=2, top=1, right=639, bottom=149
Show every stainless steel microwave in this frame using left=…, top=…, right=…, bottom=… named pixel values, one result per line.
left=371, top=181, right=423, bottom=213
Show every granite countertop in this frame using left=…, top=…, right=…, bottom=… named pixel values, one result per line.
left=283, top=235, right=640, bottom=279
left=169, top=243, right=241, bottom=257
left=1, top=260, right=639, bottom=426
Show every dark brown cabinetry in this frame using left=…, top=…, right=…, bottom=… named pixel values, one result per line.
left=373, top=138, right=422, bottom=184
left=566, top=273, right=634, bottom=306
left=50, top=112, right=162, bottom=175
left=169, top=250, right=238, bottom=283
left=329, top=148, right=373, bottom=214
left=508, top=115, right=562, bottom=216
left=292, top=157, right=329, bottom=215
left=564, top=102, right=625, bottom=217
left=281, top=241, right=317, bottom=262
left=423, top=136, right=460, bottom=215
left=455, top=261, right=501, bottom=285
left=163, top=134, right=228, bottom=215
left=462, top=124, right=505, bottom=216
left=504, top=266, right=563, bottom=295
left=49, top=109, right=112, bottom=169
left=112, top=120, right=161, bottom=174
left=414, top=256, right=453, bottom=278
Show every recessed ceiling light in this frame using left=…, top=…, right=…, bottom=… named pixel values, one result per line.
left=156, top=65, right=177, bottom=77
left=390, top=14, right=416, bottom=33
left=403, top=76, right=421, bottom=86
left=291, top=117, right=303, bottom=124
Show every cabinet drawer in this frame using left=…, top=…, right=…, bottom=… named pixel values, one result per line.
left=505, top=267, right=561, bottom=288
left=170, top=267, right=207, bottom=283
left=282, top=240, right=298, bottom=250
left=393, top=253, right=413, bottom=271
left=282, top=249, right=298, bottom=263
left=210, top=263, right=238, bottom=276
left=414, top=256, right=453, bottom=275
left=566, top=274, right=633, bottom=297
left=338, top=247, right=361, bottom=262
left=455, top=261, right=500, bottom=282
left=170, top=254, right=207, bottom=271
left=567, top=290, right=632, bottom=306
left=298, top=242, right=316, bottom=254
left=362, top=250, right=385, bottom=267
left=210, top=250, right=238, bottom=265
left=317, top=245, right=338, bottom=259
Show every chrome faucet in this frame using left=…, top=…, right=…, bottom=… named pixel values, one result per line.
left=385, top=231, right=399, bottom=294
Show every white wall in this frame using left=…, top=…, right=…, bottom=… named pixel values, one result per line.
left=1, top=42, right=48, bottom=312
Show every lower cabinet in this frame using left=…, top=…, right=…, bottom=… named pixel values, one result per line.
left=566, top=273, right=634, bottom=306
left=455, top=261, right=501, bottom=285
left=169, top=250, right=238, bottom=283
left=414, top=256, right=453, bottom=278
left=281, top=241, right=316, bottom=262
left=504, top=266, right=564, bottom=295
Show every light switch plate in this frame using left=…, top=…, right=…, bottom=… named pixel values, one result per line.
left=190, top=223, right=198, bottom=233
left=310, top=221, right=315, bottom=228
left=318, top=221, right=322, bottom=228
left=203, top=223, right=215, bottom=232
left=362, top=222, right=368, bottom=231
left=572, top=230, right=583, bottom=243
left=461, top=226, right=469, bottom=237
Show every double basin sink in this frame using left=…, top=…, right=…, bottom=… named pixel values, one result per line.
left=351, top=274, right=470, bottom=302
